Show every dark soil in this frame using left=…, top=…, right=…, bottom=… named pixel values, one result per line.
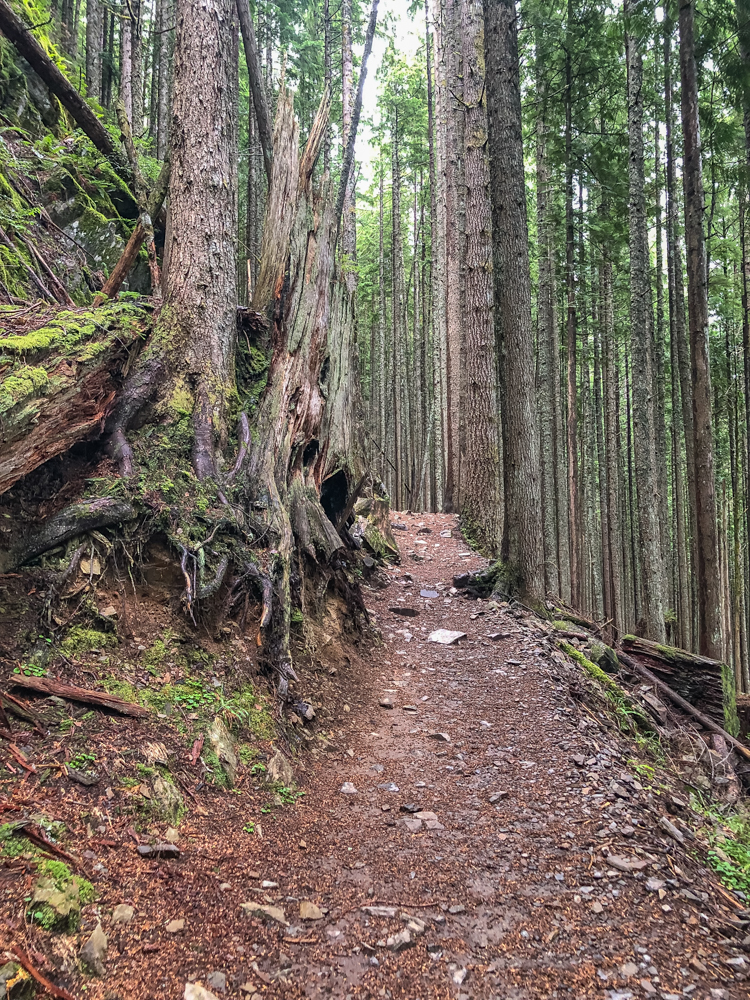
left=1, top=513, right=748, bottom=999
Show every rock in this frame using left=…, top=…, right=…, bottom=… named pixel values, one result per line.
left=641, top=691, right=668, bottom=723
left=241, top=903, right=288, bottom=926
left=267, top=750, right=294, bottom=786
left=639, top=981, right=656, bottom=996
left=300, top=901, right=324, bottom=920
left=138, top=843, right=181, bottom=860
left=340, top=782, right=358, bottom=794
left=208, top=716, right=238, bottom=786
left=415, top=811, right=438, bottom=821
left=689, top=957, right=707, bottom=973
left=427, top=629, right=466, bottom=645
left=427, top=732, right=451, bottom=742
left=657, top=816, right=685, bottom=844
left=389, top=607, right=419, bottom=617
left=452, top=967, right=468, bottom=985
left=166, top=919, right=186, bottom=933
left=591, top=901, right=604, bottom=914
left=606, top=855, right=648, bottom=873
left=571, top=755, right=586, bottom=767
left=377, top=781, right=399, bottom=792
left=489, top=792, right=509, bottom=803
left=295, top=701, right=316, bottom=721
left=112, top=903, right=135, bottom=924
left=645, top=878, right=665, bottom=892
left=448, top=904, right=465, bottom=914
left=619, top=963, right=638, bottom=977
left=361, top=906, right=399, bottom=918
left=206, top=972, right=227, bottom=993
left=151, top=775, right=184, bottom=823
left=609, top=780, right=630, bottom=799
left=401, top=818, right=422, bottom=833
left=400, top=803, right=420, bottom=813
left=165, top=827, right=180, bottom=843
left=79, top=922, right=108, bottom=976
left=386, top=929, right=413, bottom=951
left=185, top=987, right=220, bottom=1000
left=379, top=696, right=394, bottom=709
left=67, top=768, right=99, bottom=786
left=391, top=522, right=408, bottom=531
left=261, top=880, right=278, bottom=889
left=420, top=590, right=439, bottom=598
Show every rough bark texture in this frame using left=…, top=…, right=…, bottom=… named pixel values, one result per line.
left=626, top=6, right=666, bottom=642
left=85, top=0, right=103, bottom=101
left=341, top=0, right=357, bottom=296
left=484, top=0, right=544, bottom=599
left=237, top=0, right=273, bottom=182
left=679, top=0, right=723, bottom=659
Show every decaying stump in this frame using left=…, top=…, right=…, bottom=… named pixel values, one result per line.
left=621, top=634, right=738, bottom=735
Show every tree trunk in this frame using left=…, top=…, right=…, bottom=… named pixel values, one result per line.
left=85, top=0, right=103, bottom=101
left=484, top=0, right=544, bottom=598
left=679, top=0, right=723, bottom=659
left=626, top=0, right=667, bottom=641
left=341, top=0, right=357, bottom=297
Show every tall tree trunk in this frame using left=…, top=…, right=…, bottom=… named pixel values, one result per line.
left=323, top=0, right=331, bottom=174
left=86, top=0, right=103, bottom=101
left=679, top=0, right=723, bottom=659
left=626, top=0, right=667, bottom=641
left=156, top=0, right=172, bottom=159
left=565, top=0, right=581, bottom=608
left=342, top=0, right=357, bottom=297
left=378, top=157, right=387, bottom=481
left=484, top=0, right=544, bottom=598
left=601, top=233, right=623, bottom=634
left=121, top=13, right=133, bottom=124
left=535, top=22, right=560, bottom=598
left=391, top=107, right=406, bottom=509
left=130, top=0, right=143, bottom=134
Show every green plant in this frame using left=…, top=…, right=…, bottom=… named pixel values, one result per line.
left=250, top=762, right=266, bottom=777
left=243, top=822, right=256, bottom=834
left=13, top=661, right=47, bottom=676
left=68, top=751, right=95, bottom=770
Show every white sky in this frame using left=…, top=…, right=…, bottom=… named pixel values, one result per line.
left=357, top=0, right=422, bottom=182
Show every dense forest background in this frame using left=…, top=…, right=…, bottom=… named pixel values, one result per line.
left=1, top=0, right=750, bottom=694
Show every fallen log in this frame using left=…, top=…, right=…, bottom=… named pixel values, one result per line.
left=616, top=649, right=750, bottom=761
left=9, top=676, right=148, bottom=717
left=621, top=634, right=737, bottom=734
left=0, top=301, right=150, bottom=496
left=10, top=946, right=75, bottom=1000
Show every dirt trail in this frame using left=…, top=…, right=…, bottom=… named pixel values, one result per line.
left=4, top=513, right=748, bottom=999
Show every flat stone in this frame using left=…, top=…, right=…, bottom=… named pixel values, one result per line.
left=640, top=982, right=657, bottom=996
left=427, top=629, right=466, bottom=645
left=646, top=878, right=666, bottom=892
left=340, top=782, right=358, bottom=794
left=165, top=827, right=180, bottom=843
left=390, top=607, right=419, bottom=617
left=379, top=696, right=394, bottom=709
left=67, top=768, right=99, bottom=786
left=606, top=855, right=648, bottom=873
left=112, top=903, right=134, bottom=924
left=658, top=816, right=685, bottom=844
left=414, top=811, right=438, bottom=821
left=240, top=903, right=288, bottom=926
left=448, top=904, right=465, bottom=914
left=401, top=818, right=422, bottom=833
left=420, top=590, right=439, bottom=599
left=387, top=929, right=413, bottom=951
left=619, top=963, right=638, bottom=977
left=300, top=901, right=324, bottom=920
left=361, top=906, right=398, bottom=918
left=206, top=972, right=227, bottom=993
left=166, top=919, right=186, bottom=933
left=591, top=901, right=604, bottom=914
left=427, top=732, right=451, bottom=743
left=489, top=791, right=509, bottom=803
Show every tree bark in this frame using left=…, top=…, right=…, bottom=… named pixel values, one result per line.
left=484, top=0, right=544, bottom=598
left=237, top=0, right=273, bottom=183
left=85, top=0, right=103, bottom=101
left=679, top=0, right=723, bottom=659
left=626, top=0, right=667, bottom=641
left=341, top=0, right=357, bottom=296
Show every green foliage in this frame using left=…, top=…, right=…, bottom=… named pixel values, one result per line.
left=60, top=626, right=117, bottom=659
left=68, top=750, right=96, bottom=770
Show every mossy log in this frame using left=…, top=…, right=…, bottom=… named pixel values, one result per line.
left=620, top=634, right=738, bottom=736
left=0, top=301, right=149, bottom=494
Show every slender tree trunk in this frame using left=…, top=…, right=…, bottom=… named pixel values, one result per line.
left=601, top=235, right=623, bottom=634
left=392, top=114, right=405, bottom=508
left=679, top=0, right=723, bottom=659
left=86, top=0, right=103, bottom=101
left=130, top=0, right=143, bottom=134
left=535, top=25, right=560, bottom=598
left=378, top=158, right=387, bottom=481
left=342, top=0, right=357, bottom=296
left=484, top=0, right=544, bottom=597
left=323, top=0, right=331, bottom=174
left=626, top=0, right=667, bottom=641
left=121, top=13, right=133, bottom=124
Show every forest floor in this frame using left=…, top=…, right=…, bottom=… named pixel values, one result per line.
left=2, top=513, right=749, bottom=1000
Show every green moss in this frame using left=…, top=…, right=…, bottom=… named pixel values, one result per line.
left=29, top=860, right=95, bottom=931
left=0, top=365, right=48, bottom=413
left=60, top=626, right=117, bottom=659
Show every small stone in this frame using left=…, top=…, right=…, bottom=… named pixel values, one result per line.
left=591, top=901, right=604, bottom=914
left=267, top=749, right=294, bottom=786
left=448, top=904, right=465, bottom=914
left=185, top=987, right=220, bottom=1000
left=300, top=901, right=324, bottom=920
left=609, top=781, right=630, bottom=799
left=489, top=791, right=509, bottom=803
left=166, top=919, right=186, bottom=933
left=400, top=803, right=420, bottom=813
left=79, top=922, right=107, bottom=976
left=361, top=906, right=399, bottom=918
left=137, top=842, right=181, bottom=860
left=340, top=782, right=358, bottom=794
left=619, top=962, right=638, bottom=977
left=689, top=957, right=707, bottom=973
left=401, top=818, right=422, bottom=833
left=606, top=855, right=648, bottom=873
left=427, top=629, right=466, bottom=645
left=390, top=607, right=419, bottom=617
left=387, top=929, right=413, bottom=951
left=414, top=811, right=438, bottom=821
left=165, top=826, right=180, bottom=843
left=657, top=816, right=685, bottom=845
left=112, top=903, right=134, bottom=924
left=261, top=880, right=278, bottom=889
left=427, top=732, right=451, bottom=743
left=379, top=696, right=394, bottom=709
left=67, top=768, right=99, bottom=786
left=205, top=972, right=226, bottom=993
left=640, top=982, right=656, bottom=996
left=646, top=878, right=666, bottom=892
left=240, top=903, right=288, bottom=926
left=452, top=967, right=468, bottom=985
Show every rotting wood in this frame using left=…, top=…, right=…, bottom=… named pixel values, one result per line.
left=10, top=946, right=75, bottom=1000
left=9, top=676, right=148, bottom=717
left=621, top=633, right=736, bottom=732
left=616, top=649, right=750, bottom=761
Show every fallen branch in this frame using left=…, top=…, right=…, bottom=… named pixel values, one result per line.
left=0, top=691, right=44, bottom=731
left=8, top=820, right=79, bottom=866
left=616, top=650, right=750, bottom=761
left=10, top=946, right=75, bottom=1000
left=9, top=676, right=148, bottom=718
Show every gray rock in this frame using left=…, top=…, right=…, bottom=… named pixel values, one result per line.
left=379, top=696, right=394, bottom=709
left=112, top=903, right=135, bottom=924
left=208, top=717, right=238, bottom=786
left=340, top=782, right=358, bottom=794
left=387, top=929, right=413, bottom=951
left=361, top=906, right=398, bottom=918
left=267, top=750, right=294, bottom=786
left=619, top=962, right=638, bottom=977
left=137, top=842, right=181, bottom=859
left=79, top=922, right=108, bottom=976
left=185, top=986, right=220, bottom=1000
left=206, top=972, right=227, bottom=993
left=67, top=768, right=99, bottom=786
left=152, top=775, right=184, bottom=823
left=657, top=816, right=685, bottom=845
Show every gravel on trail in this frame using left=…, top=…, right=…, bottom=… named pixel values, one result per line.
left=4, top=513, right=748, bottom=1000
